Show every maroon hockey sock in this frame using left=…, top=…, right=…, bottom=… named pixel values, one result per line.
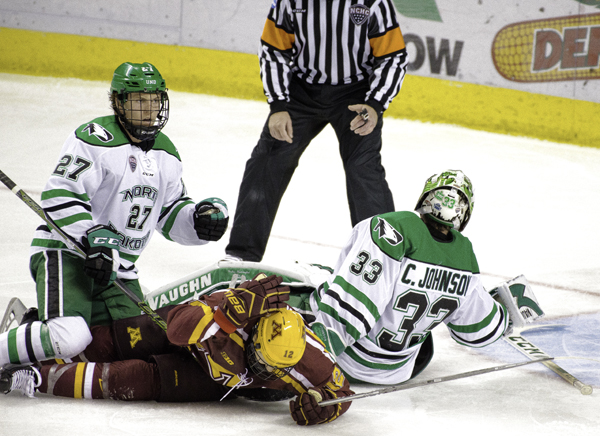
left=39, top=360, right=160, bottom=400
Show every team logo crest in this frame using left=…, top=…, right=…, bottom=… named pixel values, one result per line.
left=373, top=217, right=403, bottom=246
left=270, top=320, right=283, bottom=340
left=129, top=155, right=137, bottom=172
left=81, top=123, right=114, bottom=143
left=127, top=327, right=142, bottom=348
left=349, top=5, right=370, bottom=26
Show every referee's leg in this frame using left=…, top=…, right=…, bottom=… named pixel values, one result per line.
left=226, top=113, right=326, bottom=261
left=333, top=110, right=395, bottom=226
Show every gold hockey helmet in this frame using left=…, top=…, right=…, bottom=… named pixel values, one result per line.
left=247, top=308, right=307, bottom=380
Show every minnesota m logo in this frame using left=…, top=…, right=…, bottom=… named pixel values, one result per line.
left=127, top=327, right=143, bottom=348
left=271, top=320, right=283, bottom=340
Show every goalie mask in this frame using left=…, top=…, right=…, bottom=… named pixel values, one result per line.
left=415, top=170, right=474, bottom=232
left=110, top=62, right=169, bottom=143
left=247, top=308, right=307, bottom=381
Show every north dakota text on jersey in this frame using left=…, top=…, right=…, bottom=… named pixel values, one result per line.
left=119, top=185, right=158, bottom=203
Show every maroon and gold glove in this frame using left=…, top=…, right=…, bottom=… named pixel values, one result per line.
left=214, top=274, right=290, bottom=333
left=289, top=387, right=351, bottom=426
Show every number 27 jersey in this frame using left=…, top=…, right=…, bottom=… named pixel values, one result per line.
left=30, top=115, right=205, bottom=280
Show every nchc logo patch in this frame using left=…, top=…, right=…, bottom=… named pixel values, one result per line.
left=349, top=4, right=370, bottom=26
left=129, top=156, right=137, bottom=173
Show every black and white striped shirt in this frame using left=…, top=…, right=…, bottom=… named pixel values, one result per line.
left=260, top=0, right=407, bottom=112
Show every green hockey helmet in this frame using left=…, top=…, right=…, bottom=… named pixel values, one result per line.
left=110, top=62, right=169, bottom=142
left=415, top=170, right=475, bottom=232
left=110, top=62, right=167, bottom=94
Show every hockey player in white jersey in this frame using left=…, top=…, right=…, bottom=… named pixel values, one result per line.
left=0, top=62, right=228, bottom=368
left=309, top=170, right=516, bottom=385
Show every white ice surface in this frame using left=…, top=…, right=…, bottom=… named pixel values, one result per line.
left=1, top=73, right=599, bottom=436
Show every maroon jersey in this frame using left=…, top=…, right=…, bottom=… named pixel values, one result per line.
left=167, top=291, right=352, bottom=399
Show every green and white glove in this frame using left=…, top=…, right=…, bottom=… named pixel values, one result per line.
left=82, top=225, right=122, bottom=287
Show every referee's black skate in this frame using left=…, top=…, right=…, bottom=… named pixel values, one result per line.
left=0, top=364, right=41, bottom=398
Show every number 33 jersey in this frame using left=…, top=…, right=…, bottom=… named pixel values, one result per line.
left=30, top=115, right=206, bottom=280
left=309, top=211, right=508, bottom=385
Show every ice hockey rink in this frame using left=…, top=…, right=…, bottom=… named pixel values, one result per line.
left=1, top=72, right=599, bottom=435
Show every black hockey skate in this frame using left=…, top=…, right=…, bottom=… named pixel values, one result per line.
left=0, top=364, right=42, bottom=398
left=19, top=307, right=39, bottom=326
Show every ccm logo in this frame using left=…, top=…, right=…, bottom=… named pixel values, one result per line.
left=93, top=237, right=121, bottom=246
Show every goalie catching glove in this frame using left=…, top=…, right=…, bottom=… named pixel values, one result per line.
left=289, top=387, right=351, bottom=425
left=82, top=225, right=122, bottom=287
left=193, top=197, right=229, bottom=241
left=214, top=274, right=290, bottom=333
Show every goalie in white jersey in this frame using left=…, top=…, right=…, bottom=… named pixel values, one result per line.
left=0, top=62, right=229, bottom=368
left=310, top=170, right=514, bottom=385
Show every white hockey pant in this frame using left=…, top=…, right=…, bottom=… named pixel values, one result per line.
left=0, top=316, right=92, bottom=366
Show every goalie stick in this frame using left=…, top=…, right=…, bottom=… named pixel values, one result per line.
left=0, top=169, right=167, bottom=331
left=504, top=330, right=593, bottom=395
left=489, top=277, right=591, bottom=395
left=318, top=357, right=553, bottom=406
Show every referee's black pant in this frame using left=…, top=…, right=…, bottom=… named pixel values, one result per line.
left=226, top=78, right=395, bottom=261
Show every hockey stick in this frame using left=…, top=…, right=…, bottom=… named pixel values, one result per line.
left=0, top=169, right=167, bottom=331
left=504, top=332, right=593, bottom=395
left=318, top=357, right=553, bottom=406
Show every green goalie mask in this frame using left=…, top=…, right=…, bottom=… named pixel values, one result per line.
left=110, top=62, right=169, bottom=142
left=415, top=170, right=474, bottom=232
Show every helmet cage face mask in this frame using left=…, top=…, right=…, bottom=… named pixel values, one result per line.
left=415, top=170, right=474, bottom=232
left=113, top=91, right=169, bottom=142
left=246, top=309, right=306, bottom=381
left=110, top=62, right=169, bottom=141
left=420, top=187, right=470, bottom=230
left=246, top=334, right=292, bottom=381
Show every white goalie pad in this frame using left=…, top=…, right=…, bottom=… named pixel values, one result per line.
left=143, top=260, right=331, bottom=312
left=489, top=275, right=544, bottom=328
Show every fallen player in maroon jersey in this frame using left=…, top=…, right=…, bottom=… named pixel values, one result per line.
left=1, top=274, right=353, bottom=426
